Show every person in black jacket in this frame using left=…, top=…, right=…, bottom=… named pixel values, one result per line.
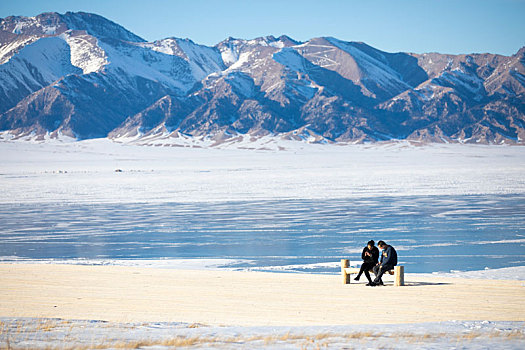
left=370, top=240, right=398, bottom=286
left=354, top=240, right=379, bottom=285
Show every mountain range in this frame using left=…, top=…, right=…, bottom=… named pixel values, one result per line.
left=1, top=11, right=524, bottom=145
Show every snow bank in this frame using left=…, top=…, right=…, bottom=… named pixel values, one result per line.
left=426, top=266, right=525, bottom=281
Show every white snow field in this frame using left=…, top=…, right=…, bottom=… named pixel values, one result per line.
left=1, top=136, right=524, bottom=204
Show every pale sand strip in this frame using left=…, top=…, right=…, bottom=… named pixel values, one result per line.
left=1, top=264, right=524, bottom=326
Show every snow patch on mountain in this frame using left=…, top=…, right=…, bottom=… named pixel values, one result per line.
left=98, top=40, right=191, bottom=93
left=325, top=37, right=411, bottom=93
left=218, top=38, right=243, bottom=66
left=10, top=16, right=42, bottom=34
left=218, top=36, right=289, bottom=68
left=246, top=36, right=286, bottom=48
left=224, top=72, right=256, bottom=98
left=0, top=36, right=81, bottom=91
left=433, top=68, right=485, bottom=98
left=135, top=38, right=224, bottom=87
left=273, top=47, right=308, bottom=73
left=0, top=36, right=37, bottom=64
left=176, top=38, right=225, bottom=79
left=61, top=31, right=107, bottom=74
left=142, top=38, right=225, bottom=80
left=225, top=51, right=255, bottom=71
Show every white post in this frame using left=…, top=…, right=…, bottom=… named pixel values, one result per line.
left=394, top=265, right=404, bottom=286
left=341, top=259, right=350, bottom=284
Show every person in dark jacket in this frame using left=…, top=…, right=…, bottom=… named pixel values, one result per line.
left=370, top=240, right=398, bottom=286
left=354, top=240, right=379, bottom=285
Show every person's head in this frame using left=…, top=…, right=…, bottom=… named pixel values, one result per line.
left=377, top=240, right=386, bottom=249
left=367, top=240, right=375, bottom=249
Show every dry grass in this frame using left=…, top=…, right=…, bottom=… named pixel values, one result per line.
left=1, top=319, right=74, bottom=350
left=1, top=331, right=372, bottom=350
left=36, top=320, right=59, bottom=333
left=187, top=323, right=205, bottom=329
left=1, top=319, right=524, bottom=349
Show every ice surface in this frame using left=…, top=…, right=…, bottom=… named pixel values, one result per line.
left=0, top=138, right=523, bottom=274
left=1, top=191, right=523, bottom=273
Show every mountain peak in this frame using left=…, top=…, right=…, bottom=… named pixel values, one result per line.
left=61, top=11, right=145, bottom=42
left=277, top=35, right=300, bottom=46
left=0, top=12, right=66, bottom=36
left=0, top=11, right=144, bottom=42
left=217, top=35, right=298, bottom=48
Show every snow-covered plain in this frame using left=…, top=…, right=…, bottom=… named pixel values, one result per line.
left=1, top=136, right=524, bottom=204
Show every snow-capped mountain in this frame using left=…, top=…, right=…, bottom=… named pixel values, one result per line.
left=1, top=12, right=524, bottom=144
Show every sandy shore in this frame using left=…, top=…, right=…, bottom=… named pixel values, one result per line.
left=1, top=264, right=524, bottom=326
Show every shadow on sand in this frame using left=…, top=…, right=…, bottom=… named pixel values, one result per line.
left=352, top=281, right=452, bottom=287
left=350, top=280, right=452, bottom=287
left=400, top=281, right=452, bottom=286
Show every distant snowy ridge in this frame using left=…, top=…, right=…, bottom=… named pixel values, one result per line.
left=0, top=12, right=524, bottom=144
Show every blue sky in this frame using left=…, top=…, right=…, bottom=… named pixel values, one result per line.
left=1, top=0, right=524, bottom=55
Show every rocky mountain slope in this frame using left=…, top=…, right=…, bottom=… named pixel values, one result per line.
left=0, top=12, right=524, bottom=144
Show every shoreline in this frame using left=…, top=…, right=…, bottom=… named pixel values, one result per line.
left=2, top=257, right=525, bottom=280
left=1, top=263, right=524, bottom=327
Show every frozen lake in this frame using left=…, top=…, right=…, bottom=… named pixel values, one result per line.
left=1, top=194, right=524, bottom=274
left=1, top=139, right=524, bottom=273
